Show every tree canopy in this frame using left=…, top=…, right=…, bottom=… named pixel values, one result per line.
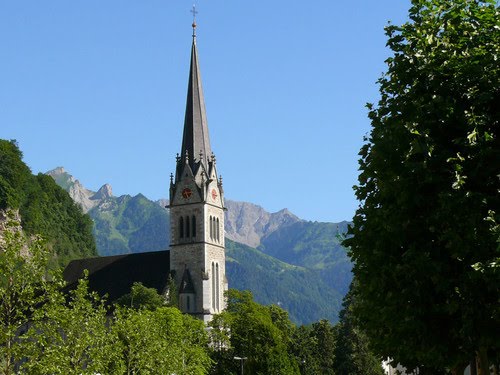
left=0, top=139, right=97, bottom=267
left=346, top=0, right=499, bottom=373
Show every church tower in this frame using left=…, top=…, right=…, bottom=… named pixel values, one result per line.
left=169, top=20, right=227, bottom=323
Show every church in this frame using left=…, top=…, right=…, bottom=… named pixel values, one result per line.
left=64, top=21, right=228, bottom=323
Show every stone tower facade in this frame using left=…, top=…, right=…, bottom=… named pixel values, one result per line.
left=169, top=27, right=227, bottom=323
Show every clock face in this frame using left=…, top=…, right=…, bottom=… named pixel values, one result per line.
left=182, top=187, right=192, bottom=199
left=211, top=189, right=218, bottom=201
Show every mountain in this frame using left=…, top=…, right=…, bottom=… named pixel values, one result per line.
left=224, top=200, right=302, bottom=248
left=46, top=167, right=110, bottom=213
left=91, top=193, right=169, bottom=256
left=47, top=167, right=352, bottom=324
left=226, top=239, right=344, bottom=324
left=46, top=167, right=169, bottom=256
left=0, top=142, right=97, bottom=267
left=259, top=221, right=353, bottom=296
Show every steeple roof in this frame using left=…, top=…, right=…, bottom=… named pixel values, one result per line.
left=180, top=32, right=212, bottom=173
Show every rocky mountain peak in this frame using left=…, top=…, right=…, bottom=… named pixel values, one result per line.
left=48, top=166, right=66, bottom=175
left=92, top=184, right=113, bottom=200
left=224, top=200, right=302, bottom=248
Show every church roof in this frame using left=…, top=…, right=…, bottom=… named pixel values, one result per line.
left=179, top=32, right=212, bottom=174
left=63, top=250, right=171, bottom=303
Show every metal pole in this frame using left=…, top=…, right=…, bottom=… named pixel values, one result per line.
left=234, top=356, right=247, bottom=375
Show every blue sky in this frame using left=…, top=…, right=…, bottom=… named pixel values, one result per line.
left=0, top=1, right=410, bottom=222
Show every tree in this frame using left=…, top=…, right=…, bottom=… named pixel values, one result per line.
left=112, top=306, right=212, bottom=375
left=210, top=289, right=299, bottom=375
left=289, top=325, right=321, bottom=375
left=114, top=281, right=166, bottom=310
left=0, top=139, right=97, bottom=267
left=21, top=276, right=123, bottom=375
left=0, top=211, right=55, bottom=375
left=333, top=284, right=385, bottom=375
left=346, top=0, right=499, bottom=373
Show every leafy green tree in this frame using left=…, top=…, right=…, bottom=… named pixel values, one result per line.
left=115, top=281, right=166, bottom=310
left=112, top=306, right=211, bottom=375
left=211, top=289, right=299, bottom=375
left=289, top=325, right=321, bottom=375
left=0, top=139, right=97, bottom=267
left=0, top=211, right=54, bottom=375
left=21, top=276, right=123, bottom=375
left=346, top=0, right=499, bottom=373
left=310, top=320, right=336, bottom=375
left=333, top=284, right=385, bottom=375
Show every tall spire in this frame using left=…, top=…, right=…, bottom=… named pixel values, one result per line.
left=179, top=6, right=212, bottom=173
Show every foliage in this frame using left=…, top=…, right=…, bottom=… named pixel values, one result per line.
left=333, top=284, right=385, bottom=375
left=113, top=306, right=211, bottom=375
left=259, top=220, right=353, bottom=296
left=210, top=289, right=299, bottom=375
left=289, top=325, right=322, bottom=375
left=226, top=239, right=344, bottom=324
left=90, top=193, right=169, bottom=256
left=0, top=139, right=97, bottom=267
left=21, top=276, right=123, bottom=375
left=0, top=213, right=56, bottom=375
left=114, top=281, right=166, bottom=310
left=346, top=0, right=500, bottom=372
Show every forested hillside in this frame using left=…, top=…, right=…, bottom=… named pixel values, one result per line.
left=0, top=140, right=97, bottom=266
left=259, top=221, right=353, bottom=296
left=90, top=193, right=169, bottom=255
left=226, top=239, right=344, bottom=324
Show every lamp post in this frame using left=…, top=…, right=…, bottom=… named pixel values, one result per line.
left=233, top=356, right=247, bottom=375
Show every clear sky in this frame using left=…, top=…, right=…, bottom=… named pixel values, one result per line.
left=0, top=1, right=411, bottom=223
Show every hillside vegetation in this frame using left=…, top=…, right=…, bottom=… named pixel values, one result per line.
left=91, top=194, right=169, bottom=255
left=47, top=166, right=352, bottom=324
left=226, top=239, right=344, bottom=324
left=0, top=140, right=97, bottom=266
left=260, top=221, right=353, bottom=296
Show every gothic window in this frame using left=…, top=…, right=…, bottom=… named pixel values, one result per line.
left=186, top=295, right=190, bottom=311
left=216, top=263, right=220, bottom=311
left=209, top=216, right=213, bottom=240
left=192, top=215, right=196, bottom=238
left=185, top=216, right=190, bottom=238
left=216, top=218, right=220, bottom=243
left=179, top=217, right=184, bottom=238
left=211, top=262, right=215, bottom=310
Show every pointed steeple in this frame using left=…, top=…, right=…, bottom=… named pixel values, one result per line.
left=179, top=24, right=212, bottom=175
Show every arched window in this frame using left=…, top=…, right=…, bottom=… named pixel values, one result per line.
left=209, top=216, right=213, bottom=240
left=185, top=216, right=190, bottom=238
left=192, top=215, right=196, bottom=238
left=216, top=218, right=220, bottom=243
left=212, top=262, right=215, bottom=310
left=216, top=263, right=220, bottom=311
left=179, top=217, right=184, bottom=238
left=212, top=217, right=217, bottom=243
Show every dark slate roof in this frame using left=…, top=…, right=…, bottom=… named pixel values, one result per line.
left=179, top=34, right=212, bottom=174
left=63, top=250, right=171, bottom=303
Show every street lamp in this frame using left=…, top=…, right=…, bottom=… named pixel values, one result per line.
left=233, top=356, right=247, bottom=375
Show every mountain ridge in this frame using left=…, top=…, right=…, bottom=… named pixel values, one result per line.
left=46, top=167, right=353, bottom=324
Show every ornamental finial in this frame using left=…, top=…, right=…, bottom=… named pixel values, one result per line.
left=191, top=4, right=198, bottom=37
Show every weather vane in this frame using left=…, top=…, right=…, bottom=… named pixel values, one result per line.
left=191, top=4, right=198, bottom=36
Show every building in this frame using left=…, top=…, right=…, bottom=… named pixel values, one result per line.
left=64, top=22, right=227, bottom=322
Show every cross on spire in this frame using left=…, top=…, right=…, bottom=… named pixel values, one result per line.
left=191, top=5, right=198, bottom=36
